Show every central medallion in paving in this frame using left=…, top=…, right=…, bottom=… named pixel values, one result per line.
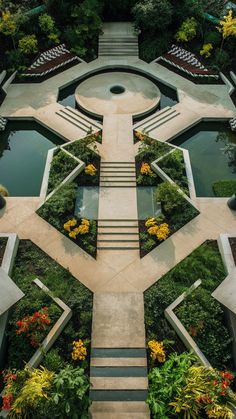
left=75, top=71, right=161, bottom=116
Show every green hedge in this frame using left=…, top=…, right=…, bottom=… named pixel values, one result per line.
left=212, top=180, right=236, bottom=197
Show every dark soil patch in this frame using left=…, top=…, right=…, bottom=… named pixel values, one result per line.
left=0, top=237, right=7, bottom=265
left=229, top=237, right=236, bottom=266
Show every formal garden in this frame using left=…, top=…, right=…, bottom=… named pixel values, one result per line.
left=0, top=239, right=93, bottom=418
left=0, top=1, right=236, bottom=418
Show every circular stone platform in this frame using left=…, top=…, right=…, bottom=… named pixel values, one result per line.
left=75, top=72, right=161, bottom=116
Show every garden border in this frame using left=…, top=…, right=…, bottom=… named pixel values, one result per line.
left=164, top=279, right=212, bottom=367
left=150, top=144, right=196, bottom=200
left=0, top=233, right=19, bottom=276
left=27, top=278, right=72, bottom=368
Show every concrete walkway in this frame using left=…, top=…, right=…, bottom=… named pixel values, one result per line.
left=0, top=21, right=236, bottom=418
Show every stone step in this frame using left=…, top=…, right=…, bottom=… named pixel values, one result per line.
left=100, top=183, right=136, bottom=188
left=142, top=109, right=178, bottom=132
left=56, top=111, right=88, bottom=132
left=97, top=242, right=139, bottom=250
left=91, top=358, right=146, bottom=367
left=100, top=169, right=135, bottom=173
left=90, top=377, right=148, bottom=390
left=147, top=112, right=181, bottom=134
left=90, top=401, right=150, bottom=419
left=56, top=106, right=101, bottom=133
left=98, top=227, right=139, bottom=234
left=133, top=106, right=171, bottom=130
left=99, top=47, right=139, bottom=51
left=100, top=175, right=136, bottom=178
left=97, top=220, right=138, bottom=226
left=98, top=238, right=139, bottom=244
left=99, top=51, right=139, bottom=56
left=90, top=390, right=148, bottom=402
left=90, top=367, right=147, bottom=377
left=58, top=109, right=92, bottom=131
left=101, top=162, right=135, bottom=165
left=99, top=37, right=138, bottom=41
left=98, top=233, right=139, bottom=240
left=65, top=106, right=102, bottom=129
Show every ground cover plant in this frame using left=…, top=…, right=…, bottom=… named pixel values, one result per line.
left=0, top=240, right=93, bottom=417
left=139, top=182, right=198, bottom=257
left=144, top=240, right=234, bottom=372
left=47, top=149, right=78, bottom=194
left=135, top=133, right=188, bottom=192
left=213, top=180, right=236, bottom=197
left=135, top=132, right=171, bottom=186
left=137, top=134, right=197, bottom=256
left=37, top=183, right=97, bottom=258
left=65, top=134, right=101, bottom=186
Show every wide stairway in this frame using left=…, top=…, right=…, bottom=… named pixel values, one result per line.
left=133, top=106, right=180, bottom=135
left=97, top=219, right=139, bottom=251
left=56, top=105, right=102, bottom=133
left=90, top=293, right=149, bottom=418
left=99, top=22, right=139, bottom=57
left=100, top=161, right=136, bottom=188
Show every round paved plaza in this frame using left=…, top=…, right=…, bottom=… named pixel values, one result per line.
left=75, top=71, right=161, bottom=116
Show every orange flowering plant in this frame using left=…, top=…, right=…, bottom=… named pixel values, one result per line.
left=16, top=307, right=51, bottom=348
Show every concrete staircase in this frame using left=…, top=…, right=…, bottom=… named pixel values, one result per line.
left=99, top=23, right=139, bottom=57
left=90, top=348, right=149, bottom=418
left=90, top=293, right=149, bottom=418
left=97, top=220, right=139, bottom=251
left=133, top=106, right=180, bottom=134
left=100, top=161, right=136, bottom=188
left=99, top=35, right=139, bottom=56
left=56, top=106, right=102, bottom=133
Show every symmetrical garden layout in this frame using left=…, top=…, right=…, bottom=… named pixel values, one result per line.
left=0, top=22, right=236, bottom=418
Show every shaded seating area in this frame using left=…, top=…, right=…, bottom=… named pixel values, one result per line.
left=159, top=44, right=219, bottom=80
left=22, top=44, right=82, bottom=78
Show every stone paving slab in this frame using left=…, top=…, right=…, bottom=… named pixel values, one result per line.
left=91, top=293, right=146, bottom=348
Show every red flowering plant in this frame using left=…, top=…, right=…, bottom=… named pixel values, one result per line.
left=1, top=368, right=28, bottom=413
left=16, top=307, right=51, bottom=348
left=1, top=369, right=17, bottom=412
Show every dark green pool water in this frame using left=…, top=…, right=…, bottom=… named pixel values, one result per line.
left=0, top=121, right=63, bottom=196
left=171, top=122, right=236, bottom=197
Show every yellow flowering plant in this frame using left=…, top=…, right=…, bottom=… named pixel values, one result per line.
left=134, top=131, right=147, bottom=142
left=71, top=340, right=87, bottom=361
left=148, top=340, right=166, bottom=363
left=217, top=9, right=236, bottom=49
left=200, top=43, right=213, bottom=58
left=145, top=218, right=157, bottom=228
left=85, top=164, right=97, bottom=176
left=146, top=220, right=170, bottom=242
left=140, top=162, right=154, bottom=176
left=64, top=218, right=90, bottom=239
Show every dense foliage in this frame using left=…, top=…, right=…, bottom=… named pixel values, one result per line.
left=47, top=149, right=78, bottom=194
left=5, top=240, right=93, bottom=370
left=37, top=183, right=97, bottom=257
left=144, top=240, right=234, bottom=370
left=0, top=0, right=235, bottom=73
left=2, top=365, right=90, bottom=418
left=147, top=352, right=236, bottom=419
left=213, top=180, right=236, bottom=197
